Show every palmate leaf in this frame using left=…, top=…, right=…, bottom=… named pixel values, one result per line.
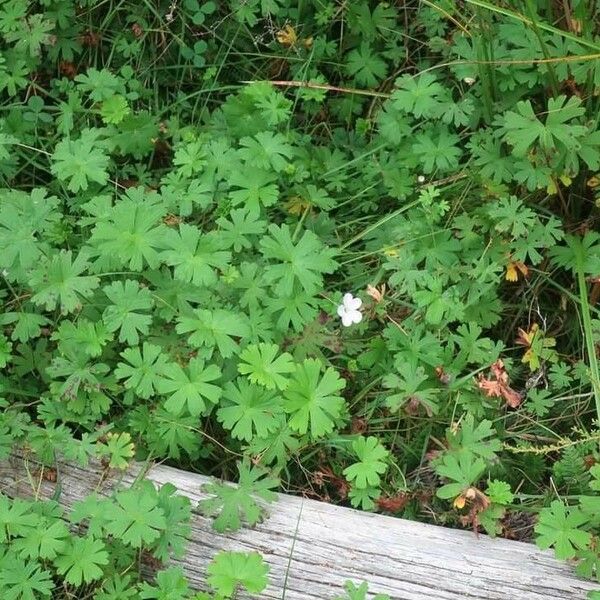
left=89, top=191, right=168, bottom=271
left=0, top=496, right=39, bottom=542
left=0, top=556, right=53, bottom=600
left=217, top=379, right=284, bottom=441
left=161, top=224, right=231, bottom=286
left=13, top=517, right=69, bottom=560
left=51, top=128, right=110, bottom=192
left=207, top=551, right=269, bottom=597
left=29, top=250, right=99, bottom=314
left=550, top=232, right=600, bottom=275
left=501, top=95, right=587, bottom=157
left=238, top=131, right=294, bottom=172
left=343, top=436, right=389, bottom=489
left=260, top=224, right=337, bottom=296
left=102, top=279, right=153, bottom=345
left=105, top=483, right=167, bottom=548
left=0, top=188, right=60, bottom=273
left=199, top=461, right=278, bottom=532
left=446, top=414, right=502, bottom=462
left=345, top=42, right=388, bottom=87
left=216, top=208, right=267, bottom=252
left=535, top=500, right=591, bottom=560
left=228, top=168, right=279, bottom=214
left=152, top=483, right=192, bottom=562
left=245, top=415, right=300, bottom=467
left=392, top=73, right=447, bottom=118
left=139, top=567, right=191, bottom=600
left=1, top=312, right=50, bottom=343
left=115, top=342, right=170, bottom=399
left=283, top=358, right=346, bottom=438
left=435, top=453, right=487, bottom=500
left=157, top=356, right=222, bottom=416
left=237, top=343, right=295, bottom=390
left=54, top=536, right=109, bottom=586
left=335, top=581, right=391, bottom=600
left=176, top=309, right=249, bottom=358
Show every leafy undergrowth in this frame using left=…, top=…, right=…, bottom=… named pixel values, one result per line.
left=2, top=0, right=600, bottom=598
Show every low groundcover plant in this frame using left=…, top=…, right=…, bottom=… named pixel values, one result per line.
left=2, top=0, right=600, bottom=598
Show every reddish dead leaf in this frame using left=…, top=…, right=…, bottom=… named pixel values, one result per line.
left=59, top=61, right=77, bottom=79
left=454, top=487, right=492, bottom=535
left=132, top=23, right=144, bottom=38
left=312, top=466, right=349, bottom=500
left=350, top=416, right=368, bottom=435
left=435, top=366, right=451, bottom=385
left=477, top=359, right=523, bottom=408
left=376, top=492, right=411, bottom=513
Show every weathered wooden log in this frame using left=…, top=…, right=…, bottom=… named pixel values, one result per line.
left=0, top=454, right=597, bottom=599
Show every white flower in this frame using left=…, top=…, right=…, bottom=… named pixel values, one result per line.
left=463, top=76, right=476, bottom=85
left=417, top=175, right=426, bottom=183
left=337, top=293, right=363, bottom=327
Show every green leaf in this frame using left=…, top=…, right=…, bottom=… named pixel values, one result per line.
left=217, top=208, right=267, bottom=253
left=260, top=224, right=337, bottom=296
left=161, top=224, right=231, bottom=286
left=157, top=356, right=222, bottom=416
left=0, top=312, right=50, bottom=343
left=29, top=250, right=99, bottom=314
left=550, top=233, right=600, bottom=275
left=98, top=431, right=135, bottom=469
left=237, top=343, right=295, bottom=390
left=0, top=556, right=53, bottom=600
left=238, top=131, right=294, bottom=172
left=446, top=414, right=502, bottom=462
left=502, top=95, right=586, bottom=157
left=485, top=480, right=514, bottom=505
left=54, top=535, right=109, bottom=586
left=383, top=363, right=438, bottom=416
left=343, top=436, right=389, bottom=489
left=51, top=129, right=110, bottom=192
left=217, top=379, right=283, bottom=441
left=392, top=73, right=447, bottom=118
left=435, top=453, right=487, bottom=500
left=102, top=279, right=153, bottom=345
left=139, top=567, right=191, bottom=600
left=345, top=42, right=388, bottom=87
left=283, top=358, right=346, bottom=438
left=101, top=94, right=130, bottom=124
left=207, top=551, right=269, bottom=597
left=14, top=517, right=69, bottom=560
left=199, top=462, right=278, bottom=532
left=51, top=318, right=111, bottom=358
left=176, top=309, right=249, bottom=358
left=115, top=342, right=170, bottom=399
left=0, top=188, right=60, bottom=272
left=89, top=191, right=168, bottom=271
left=0, top=496, right=38, bottom=542
left=535, top=500, right=591, bottom=560
left=75, top=68, right=122, bottom=102
left=335, top=581, right=391, bottom=600
left=105, top=483, right=167, bottom=548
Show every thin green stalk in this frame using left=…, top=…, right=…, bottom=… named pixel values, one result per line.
left=464, top=0, right=600, bottom=52
left=524, top=0, right=560, bottom=96
left=576, top=265, right=600, bottom=426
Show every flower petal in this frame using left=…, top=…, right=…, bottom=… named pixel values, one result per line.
left=337, top=304, right=346, bottom=318
left=341, top=311, right=354, bottom=327
left=349, top=296, right=362, bottom=310
left=342, top=293, right=354, bottom=308
left=350, top=310, right=363, bottom=324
